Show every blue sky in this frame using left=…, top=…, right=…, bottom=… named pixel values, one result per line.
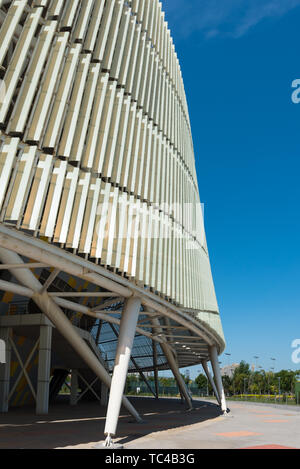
left=161, top=0, right=300, bottom=377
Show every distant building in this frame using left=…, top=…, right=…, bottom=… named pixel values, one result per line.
left=221, top=364, right=239, bottom=378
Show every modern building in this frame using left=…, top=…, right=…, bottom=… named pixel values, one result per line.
left=0, top=0, right=227, bottom=447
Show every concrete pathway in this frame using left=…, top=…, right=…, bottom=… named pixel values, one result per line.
left=0, top=397, right=299, bottom=449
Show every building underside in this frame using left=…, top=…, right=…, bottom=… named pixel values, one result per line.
left=0, top=0, right=227, bottom=446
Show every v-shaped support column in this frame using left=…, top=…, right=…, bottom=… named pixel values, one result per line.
left=103, top=296, right=143, bottom=448
left=151, top=317, right=193, bottom=410
left=209, top=346, right=227, bottom=414
left=0, top=248, right=141, bottom=424
left=201, top=359, right=221, bottom=405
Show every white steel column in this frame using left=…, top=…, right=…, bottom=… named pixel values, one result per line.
left=0, top=328, right=11, bottom=412
left=0, top=248, right=142, bottom=423
left=209, top=346, right=227, bottom=414
left=36, top=325, right=52, bottom=415
left=161, top=343, right=193, bottom=410
left=201, top=359, right=221, bottom=405
left=151, top=317, right=193, bottom=410
left=103, top=296, right=142, bottom=447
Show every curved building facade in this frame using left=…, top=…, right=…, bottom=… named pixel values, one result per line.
left=0, top=0, right=227, bottom=444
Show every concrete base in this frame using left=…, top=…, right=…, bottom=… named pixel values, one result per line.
left=93, top=442, right=124, bottom=450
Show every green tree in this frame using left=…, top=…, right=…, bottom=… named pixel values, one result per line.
left=249, top=371, right=265, bottom=394
left=222, top=375, right=233, bottom=395
left=232, top=361, right=251, bottom=394
left=275, top=370, right=295, bottom=394
left=195, top=373, right=210, bottom=392
left=233, top=361, right=251, bottom=378
left=160, top=376, right=176, bottom=387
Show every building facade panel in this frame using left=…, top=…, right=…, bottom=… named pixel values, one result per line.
left=0, top=0, right=225, bottom=358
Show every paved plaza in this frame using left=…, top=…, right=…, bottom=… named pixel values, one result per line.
left=0, top=397, right=299, bottom=449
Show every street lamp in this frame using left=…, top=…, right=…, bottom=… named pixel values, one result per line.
left=244, top=377, right=247, bottom=395
left=269, top=367, right=275, bottom=394
left=225, top=353, right=231, bottom=365
left=254, top=356, right=259, bottom=371
left=225, top=353, right=231, bottom=379
left=270, top=357, right=276, bottom=372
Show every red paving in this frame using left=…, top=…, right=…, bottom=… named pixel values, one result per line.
left=262, top=419, right=289, bottom=423
left=215, top=431, right=262, bottom=438
left=251, top=411, right=275, bottom=414
left=242, top=445, right=299, bottom=450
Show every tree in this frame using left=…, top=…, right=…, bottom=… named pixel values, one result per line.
left=195, top=373, right=208, bottom=390
left=160, top=376, right=176, bottom=387
left=233, top=361, right=251, bottom=378
left=222, top=375, right=232, bottom=395
left=232, top=361, right=251, bottom=394
left=249, top=371, right=265, bottom=394
left=275, top=370, right=295, bottom=394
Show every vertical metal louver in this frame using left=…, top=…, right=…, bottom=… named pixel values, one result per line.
left=0, top=0, right=223, bottom=343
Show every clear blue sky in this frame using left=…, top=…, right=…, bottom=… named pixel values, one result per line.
left=161, top=0, right=300, bottom=377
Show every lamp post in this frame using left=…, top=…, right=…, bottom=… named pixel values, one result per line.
left=270, top=358, right=276, bottom=394
left=244, top=377, right=247, bottom=395
left=254, top=356, right=259, bottom=371
left=225, top=353, right=231, bottom=379
left=288, top=370, right=293, bottom=394
left=270, top=357, right=276, bottom=372
left=269, top=367, right=275, bottom=395
left=258, top=366, right=263, bottom=394
left=225, top=353, right=231, bottom=366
